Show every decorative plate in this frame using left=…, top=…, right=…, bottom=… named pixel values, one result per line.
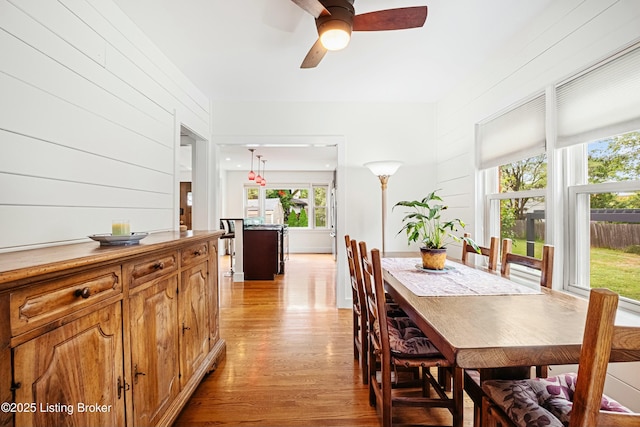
left=88, top=232, right=149, bottom=246
left=414, top=264, right=456, bottom=274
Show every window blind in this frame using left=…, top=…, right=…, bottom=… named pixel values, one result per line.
left=557, top=44, right=640, bottom=147
left=477, top=94, right=546, bottom=169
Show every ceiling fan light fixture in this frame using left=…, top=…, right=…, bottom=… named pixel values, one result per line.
left=319, top=20, right=351, bottom=51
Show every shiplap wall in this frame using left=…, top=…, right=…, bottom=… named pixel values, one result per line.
left=0, top=0, right=210, bottom=251
left=434, top=0, right=640, bottom=411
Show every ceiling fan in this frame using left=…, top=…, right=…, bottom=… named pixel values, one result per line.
left=291, top=0, right=428, bottom=68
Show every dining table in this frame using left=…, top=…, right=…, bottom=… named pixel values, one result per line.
left=381, top=256, right=590, bottom=427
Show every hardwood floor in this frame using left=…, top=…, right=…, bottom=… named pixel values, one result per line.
left=174, top=254, right=474, bottom=426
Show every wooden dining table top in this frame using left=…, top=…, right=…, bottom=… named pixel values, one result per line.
left=382, top=258, right=590, bottom=370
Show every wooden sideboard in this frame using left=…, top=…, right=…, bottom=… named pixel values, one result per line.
left=0, top=231, right=226, bottom=427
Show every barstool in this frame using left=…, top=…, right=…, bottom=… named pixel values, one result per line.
left=219, top=219, right=235, bottom=276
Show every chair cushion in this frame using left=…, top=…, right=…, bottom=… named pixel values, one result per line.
left=386, top=317, right=442, bottom=358
left=482, top=373, right=632, bottom=427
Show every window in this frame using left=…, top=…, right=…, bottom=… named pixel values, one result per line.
left=568, top=132, right=640, bottom=306
left=243, top=184, right=330, bottom=229
left=313, top=186, right=328, bottom=228
left=557, top=43, right=640, bottom=309
left=245, top=187, right=260, bottom=218
left=478, top=94, right=549, bottom=277
left=486, top=154, right=547, bottom=263
left=477, top=43, right=640, bottom=311
left=267, top=188, right=309, bottom=227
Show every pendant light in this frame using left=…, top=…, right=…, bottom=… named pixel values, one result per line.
left=260, top=159, right=267, bottom=187
left=255, top=155, right=263, bottom=184
left=247, top=148, right=256, bottom=181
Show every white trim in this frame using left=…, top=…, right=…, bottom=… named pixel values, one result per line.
left=568, top=176, right=640, bottom=312
left=570, top=180, right=640, bottom=194
left=486, top=188, right=546, bottom=200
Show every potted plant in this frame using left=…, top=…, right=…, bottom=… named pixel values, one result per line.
left=393, top=190, right=479, bottom=270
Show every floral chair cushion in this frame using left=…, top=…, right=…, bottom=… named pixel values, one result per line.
left=482, top=373, right=632, bottom=427
left=387, top=317, right=442, bottom=358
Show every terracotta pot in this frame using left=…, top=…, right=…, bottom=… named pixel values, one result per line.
left=420, top=247, right=447, bottom=270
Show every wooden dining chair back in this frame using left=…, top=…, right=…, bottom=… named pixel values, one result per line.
left=461, top=233, right=500, bottom=271
left=359, top=242, right=461, bottom=427
left=570, top=288, right=640, bottom=427
left=482, top=288, right=640, bottom=427
left=501, top=238, right=554, bottom=289
left=344, top=234, right=368, bottom=384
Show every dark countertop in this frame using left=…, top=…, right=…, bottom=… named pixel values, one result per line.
left=244, top=224, right=288, bottom=231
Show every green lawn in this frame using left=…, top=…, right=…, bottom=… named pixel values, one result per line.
left=590, top=247, right=640, bottom=301
left=509, top=238, right=640, bottom=301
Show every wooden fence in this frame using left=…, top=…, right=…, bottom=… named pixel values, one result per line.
left=590, top=223, right=640, bottom=250
left=512, top=221, right=640, bottom=250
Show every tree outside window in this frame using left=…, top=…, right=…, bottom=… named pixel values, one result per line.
left=246, top=185, right=330, bottom=229
left=497, top=154, right=547, bottom=255
left=588, top=131, right=640, bottom=206
left=266, top=188, right=309, bottom=227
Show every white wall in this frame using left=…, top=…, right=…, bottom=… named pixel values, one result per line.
left=0, top=0, right=211, bottom=251
left=435, top=0, right=640, bottom=411
left=213, top=101, right=438, bottom=307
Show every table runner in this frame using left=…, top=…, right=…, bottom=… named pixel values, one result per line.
left=382, top=258, right=541, bottom=297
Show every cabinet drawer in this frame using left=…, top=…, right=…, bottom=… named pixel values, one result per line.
left=10, top=265, right=122, bottom=336
left=125, top=251, right=178, bottom=289
left=181, top=241, right=209, bottom=267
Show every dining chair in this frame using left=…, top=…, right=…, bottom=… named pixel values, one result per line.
left=461, top=233, right=500, bottom=271
left=500, top=238, right=555, bottom=378
left=345, top=235, right=368, bottom=384
left=500, top=238, right=554, bottom=289
left=359, top=242, right=461, bottom=427
left=481, top=288, right=639, bottom=427
left=358, top=240, right=406, bottom=318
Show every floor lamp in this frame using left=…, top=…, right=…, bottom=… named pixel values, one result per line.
left=364, top=161, right=403, bottom=255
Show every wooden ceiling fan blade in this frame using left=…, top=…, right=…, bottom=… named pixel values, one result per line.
left=353, top=6, right=428, bottom=31
left=300, top=38, right=328, bottom=68
left=291, top=0, right=330, bottom=18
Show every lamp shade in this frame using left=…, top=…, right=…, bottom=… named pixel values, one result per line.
left=319, top=20, right=351, bottom=51
left=364, top=161, right=403, bottom=177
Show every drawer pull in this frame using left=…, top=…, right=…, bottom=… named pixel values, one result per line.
left=193, top=250, right=202, bottom=256
left=74, top=287, right=91, bottom=299
left=153, top=261, right=165, bottom=270
left=182, top=322, right=191, bottom=334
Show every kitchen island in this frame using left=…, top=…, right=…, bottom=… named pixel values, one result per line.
left=243, top=224, right=288, bottom=280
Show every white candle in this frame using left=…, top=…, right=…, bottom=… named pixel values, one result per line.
left=112, top=220, right=130, bottom=236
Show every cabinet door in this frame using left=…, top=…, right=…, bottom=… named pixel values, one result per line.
left=179, top=261, right=209, bottom=387
left=129, top=275, right=179, bottom=427
left=13, top=303, right=125, bottom=427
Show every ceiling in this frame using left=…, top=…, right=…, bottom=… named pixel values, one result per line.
left=115, top=0, right=554, bottom=171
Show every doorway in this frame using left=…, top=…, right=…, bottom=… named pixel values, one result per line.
left=179, top=182, right=192, bottom=230
left=179, top=125, right=216, bottom=231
